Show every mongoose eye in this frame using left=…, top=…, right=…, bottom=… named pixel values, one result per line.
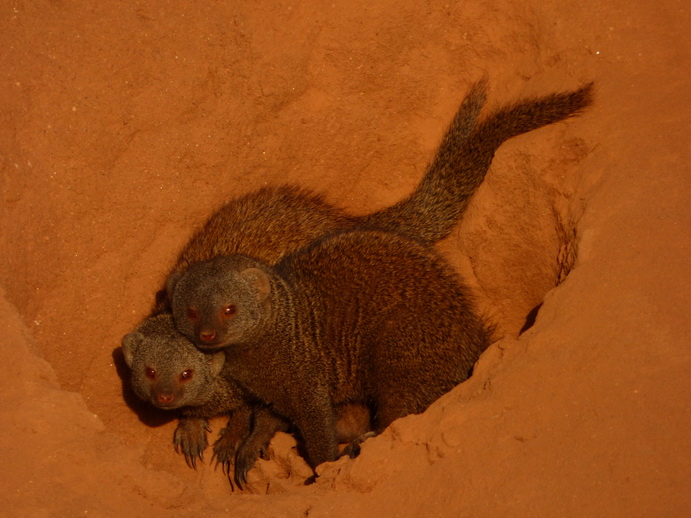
left=187, top=307, right=199, bottom=321
left=180, top=369, right=193, bottom=382
left=222, top=304, right=237, bottom=319
left=145, top=367, right=156, bottom=380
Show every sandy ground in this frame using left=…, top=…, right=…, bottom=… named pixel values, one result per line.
left=1, top=0, right=689, bottom=516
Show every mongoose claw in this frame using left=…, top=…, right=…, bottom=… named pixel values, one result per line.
left=234, top=463, right=248, bottom=489
left=210, top=450, right=232, bottom=477
left=174, top=417, right=209, bottom=469
left=258, top=445, right=269, bottom=460
left=233, top=445, right=260, bottom=489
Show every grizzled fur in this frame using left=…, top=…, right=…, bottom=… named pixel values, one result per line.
left=122, top=313, right=370, bottom=486
left=169, top=230, right=493, bottom=470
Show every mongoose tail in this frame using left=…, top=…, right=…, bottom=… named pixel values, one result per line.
left=364, top=82, right=594, bottom=243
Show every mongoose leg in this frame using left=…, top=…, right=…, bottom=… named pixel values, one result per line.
left=291, top=394, right=340, bottom=469
left=234, top=403, right=370, bottom=487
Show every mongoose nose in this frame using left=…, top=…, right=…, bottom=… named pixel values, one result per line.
left=199, top=329, right=217, bottom=342
left=157, top=392, right=175, bottom=405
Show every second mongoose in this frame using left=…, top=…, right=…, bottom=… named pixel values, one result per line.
left=122, top=313, right=371, bottom=487
left=149, top=78, right=491, bottom=314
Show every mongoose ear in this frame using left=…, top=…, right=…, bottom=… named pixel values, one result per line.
left=210, top=351, right=226, bottom=376
left=240, top=267, right=271, bottom=302
left=165, top=272, right=183, bottom=301
left=121, top=332, right=144, bottom=368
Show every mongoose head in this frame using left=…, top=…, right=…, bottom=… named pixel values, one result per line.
left=167, top=255, right=273, bottom=351
left=121, top=314, right=226, bottom=409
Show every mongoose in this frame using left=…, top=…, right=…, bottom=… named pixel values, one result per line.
left=168, top=230, right=492, bottom=470
left=122, top=313, right=370, bottom=487
left=165, top=82, right=594, bottom=472
left=122, top=314, right=256, bottom=471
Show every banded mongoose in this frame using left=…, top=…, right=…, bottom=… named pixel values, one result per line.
left=155, top=80, right=593, bottom=316
left=167, top=230, right=492, bottom=471
left=122, top=313, right=370, bottom=487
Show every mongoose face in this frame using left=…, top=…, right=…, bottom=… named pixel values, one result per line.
left=121, top=314, right=225, bottom=409
left=168, top=256, right=271, bottom=351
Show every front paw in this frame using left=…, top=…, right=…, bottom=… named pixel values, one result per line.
left=174, top=417, right=210, bottom=469
left=234, top=439, right=269, bottom=489
left=212, top=424, right=244, bottom=476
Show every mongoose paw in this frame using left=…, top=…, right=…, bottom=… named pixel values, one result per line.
left=211, top=427, right=244, bottom=477
left=233, top=441, right=269, bottom=489
left=340, top=431, right=377, bottom=459
left=174, top=417, right=211, bottom=469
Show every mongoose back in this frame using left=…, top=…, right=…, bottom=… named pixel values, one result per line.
left=168, top=230, right=492, bottom=470
left=122, top=313, right=370, bottom=486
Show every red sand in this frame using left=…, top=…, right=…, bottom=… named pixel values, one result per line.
left=1, top=0, right=689, bottom=516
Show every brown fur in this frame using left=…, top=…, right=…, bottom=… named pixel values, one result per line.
left=121, top=314, right=263, bottom=483
left=121, top=314, right=370, bottom=487
left=164, top=82, right=594, bottom=346
left=157, top=81, right=593, bottom=315
left=169, top=230, right=492, bottom=470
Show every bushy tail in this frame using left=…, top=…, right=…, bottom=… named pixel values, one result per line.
left=362, top=81, right=594, bottom=244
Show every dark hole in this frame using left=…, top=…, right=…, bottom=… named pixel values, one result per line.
left=519, top=303, right=543, bottom=335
